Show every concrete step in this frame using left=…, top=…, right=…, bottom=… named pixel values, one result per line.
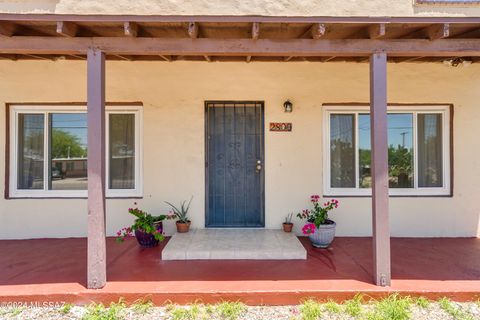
left=162, top=229, right=307, bottom=260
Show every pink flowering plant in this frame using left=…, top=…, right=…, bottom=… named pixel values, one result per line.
left=116, top=206, right=166, bottom=243
left=297, top=195, right=339, bottom=234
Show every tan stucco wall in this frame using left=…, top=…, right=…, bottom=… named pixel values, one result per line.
left=0, top=60, right=479, bottom=239
left=1, top=0, right=480, bottom=17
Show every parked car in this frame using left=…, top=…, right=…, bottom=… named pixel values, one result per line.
left=51, top=167, right=65, bottom=180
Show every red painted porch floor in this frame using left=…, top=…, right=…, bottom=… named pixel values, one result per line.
left=0, top=237, right=479, bottom=305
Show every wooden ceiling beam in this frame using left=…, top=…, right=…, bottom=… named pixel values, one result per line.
left=23, top=54, right=53, bottom=60
left=247, top=22, right=260, bottom=62
left=1, top=14, right=480, bottom=24
left=69, top=54, right=86, bottom=60
left=394, top=56, right=426, bottom=63
left=111, top=54, right=132, bottom=61
left=124, top=22, right=138, bottom=37
left=369, top=23, right=386, bottom=39
left=311, top=23, right=326, bottom=39
left=0, top=54, right=17, bottom=60
left=2, top=37, right=480, bottom=57
left=188, top=22, right=198, bottom=38
left=252, top=22, right=260, bottom=40
left=158, top=55, right=172, bottom=61
left=322, top=56, right=337, bottom=62
left=0, top=21, right=16, bottom=37
left=426, top=23, right=450, bottom=40
left=56, top=21, right=78, bottom=37
left=300, top=23, right=326, bottom=39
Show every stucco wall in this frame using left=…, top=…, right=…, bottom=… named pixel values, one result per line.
left=1, top=0, right=480, bottom=17
left=0, top=60, right=479, bottom=239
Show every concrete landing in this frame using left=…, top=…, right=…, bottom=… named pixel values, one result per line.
left=161, top=229, right=307, bottom=260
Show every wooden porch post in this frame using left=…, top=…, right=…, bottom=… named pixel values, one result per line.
left=87, top=48, right=106, bottom=289
left=369, top=52, right=391, bottom=287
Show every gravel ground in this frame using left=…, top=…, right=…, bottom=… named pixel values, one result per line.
left=0, top=301, right=478, bottom=320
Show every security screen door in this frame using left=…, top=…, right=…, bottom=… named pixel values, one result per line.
left=205, top=101, right=264, bottom=227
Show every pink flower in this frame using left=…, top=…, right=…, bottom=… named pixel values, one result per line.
left=302, top=223, right=316, bottom=235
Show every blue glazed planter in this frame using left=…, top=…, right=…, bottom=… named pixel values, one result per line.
left=308, top=220, right=336, bottom=248
left=134, top=222, right=163, bottom=248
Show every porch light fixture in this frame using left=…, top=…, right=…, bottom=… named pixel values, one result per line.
left=283, top=100, right=293, bottom=113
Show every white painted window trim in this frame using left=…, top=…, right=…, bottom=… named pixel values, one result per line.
left=322, top=105, right=451, bottom=197
left=414, top=0, right=480, bottom=6
left=9, top=105, right=143, bottom=198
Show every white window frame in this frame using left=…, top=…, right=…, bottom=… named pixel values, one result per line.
left=9, top=104, right=143, bottom=198
left=323, top=105, right=451, bottom=197
left=415, top=0, right=480, bottom=6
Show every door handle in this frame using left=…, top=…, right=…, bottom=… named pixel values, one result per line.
left=255, top=160, right=262, bottom=173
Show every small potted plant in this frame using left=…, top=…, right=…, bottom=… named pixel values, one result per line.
left=116, top=207, right=166, bottom=248
left=282, top=213, right=294, bottom=233
left=165, top=197, right=192, bottom=233
left=297, top=195, right=339, bottom=248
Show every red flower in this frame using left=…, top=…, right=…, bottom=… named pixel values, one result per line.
left=302, top=223, right=316, bottom=235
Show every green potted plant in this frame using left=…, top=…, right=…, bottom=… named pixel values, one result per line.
left=282, top=213, right=294, bottom=233
left=116, top=207, right=166, bottom=248
left=166, top=197, right=193, bottom=233
left=297, top=195, right=339, bottom=248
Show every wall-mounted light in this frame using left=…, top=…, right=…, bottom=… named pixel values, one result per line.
left=283, top=100, right=293, bottom=113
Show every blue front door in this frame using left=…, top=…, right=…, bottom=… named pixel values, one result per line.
left=206, top=101, right=265, bottom=227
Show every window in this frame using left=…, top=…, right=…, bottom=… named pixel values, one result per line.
left=9, top=105, right=142, bottom=198
left=323, top=105, right=451, bottom=196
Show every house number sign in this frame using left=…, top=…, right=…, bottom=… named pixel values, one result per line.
left=269, top=122, right=292, bottom=132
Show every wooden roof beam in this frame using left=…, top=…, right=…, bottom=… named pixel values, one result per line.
left=56, top=21, right=78, bottom=37
left=124, top=22, right=138, bottom=37
left=252, top=22, right=260, bottom=40
left=159, top=55, right=172, bottom=61
left=0, top=54, right=17, bottom=60
left=427, top=23, right=449, bottom=40
left=312, top=23, right=326, bottom=39
left=188, top=22, right=198, bottom=38
left=322, top=56, right=337, bottom=62
left=300, top=23, right=326, bottom=39
left=69, top=54, right=86, bottom=60
left=247, top=22, right=260, bottom=62
left=369, top=23, right=386, bottom=39
left=394, top=56, right=426, bottom=63
left=24, top=54, right=53, bottom=60
left=112, top=54, right=132, bottom=61
left=0, top=21, right=16, bottom=37
left=3, top=37, right=480, bottom=57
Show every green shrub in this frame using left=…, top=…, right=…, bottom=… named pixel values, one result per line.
left=82, top=300, right=126, bottom=320
left=299, top=299, right=322, bottom=320
left=343, top=294, right=363, bottom=317
left=365, top=294, right=412, bottom=320
left=215, top=301, right=246, bottom=320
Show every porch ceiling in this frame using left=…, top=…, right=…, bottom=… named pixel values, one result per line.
left=1, top=14, right=480, bottom=63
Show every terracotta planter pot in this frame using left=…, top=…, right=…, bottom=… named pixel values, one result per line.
left=282, top=223, right=293, bottom=233
left=134, top=221, right=163, bottom=248
left=176, top=221, right=191, bottom=233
